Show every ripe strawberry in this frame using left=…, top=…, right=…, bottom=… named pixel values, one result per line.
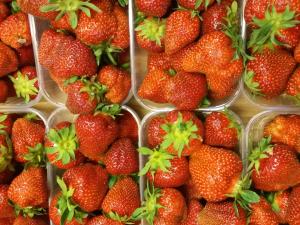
left=249, top=139, right=300, bottom=191
left=16, top=0, right=57, bottom=20
left=147, top=53, right=172, bottom=72
left=286, top=185, right=300, bottom=225
left=97, top=65, right=131, bottom=104
left=87, top=216, right=123, bottom=225
left=183, top=178, right=203, bottom=200
left=181, top=199, right=203, bottom=225
left=135, top=0, right=171, bottom=17
left=16, top=46, right=35, bottom=67
left=105, top=138, right=138, bottom=175
left=295, top=41, right=300, bottom=62
left=249, top=197, right=279, bottom=225
left=263, top=114, right=300, bottom=153
left=13, top=216, right=49, bottom=225
left=164, top=71, right=207, bottom=110
left=0, top=41, right=19, bottom=77
left=135, top=17, right=166, bottom=53
left=12, top=118, right=45, bottom=166
left=102, top=177, right=140, bottom=218
left=139, top=147, right=189, bottom=188
left=116, top=110, right=138, bottom=143
left=111, top=3, right=129, bottom=49
left=267, top=191, right=290, bottom=224
left=244, top=48, right=296, bottom=98
left=147, top=116, right=165, bottom=148
left=0, top=2, right=9, bottom=23
left=204, top=110, right=240, bottom=149
left=8, top=167, right=49, bottom=211
left=61, top=163, right=109, bottom=212
left=0, top=12, right=31, bottom=49
left=177, top=0, right=215, bottom=11
left=45, top=121, right=85, bottom=169
left=0, top=185, right=14, bottom=218
left=165, top=10, right=200, bottom=54
left=50, top=14, right=74, bottom=32
left=38, top=29, right=97, bottom=79
left=10, top=66, right=39, bottom=103
left=0, top=80, right=8, bottom=103
left=75, top=113, right=118, bottom=161
left=0, top=218, right=14, bottom=225
left=286, top=67, right=300, bottom=104
left=198, top=201, right=247, bottom=225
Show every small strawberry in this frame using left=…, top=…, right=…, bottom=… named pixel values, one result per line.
left=87, top=215, right=123, bottom=225
left=135, top=17, right=166, bottom=53
left=75, top=113, right=118, bottom=161
left=286, top=67, right=300, bottom=104
left=244, top=48, right=296, bottom=98
left=0, top=2, right=9, bottom=23
left=266, top=191, right=290, bottom=224
left=116, top=110, right=138, bottom=143
left=286, top=185, right=300, bottom=225
left=177, top=0, right=215, bottom=11
left=181, top=199, right=203, bottom=225
left=0, top=80, right=8, bottom=103
left=17, top=0, right=57, bottom=20
left=135, top=0, right=171, bottom=17
left=0, top=41, right=19, bottom=77
left=263, top=114, right=300, bottom=153
left=147, top=53, right=172, bottom=72
left=13, top=216, right=49, bottom=225
left=102, top=177, right=140, bottom=218
left=105, top=138, right=139, bottom=175
left=164, top=10, right=200, bottom=54
left=0, top=185, right=15, bottom=219
left=138, top=147, right=189, bottom=188
left=45, top=121, right=85, bottom=169
left=204, top=110, right=241, bottom=149
left=16, top=46, right=35, bottom=67
left=10, top=66, right=39, bottom=103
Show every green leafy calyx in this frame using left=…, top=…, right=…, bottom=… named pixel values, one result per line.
left=94, top=103, right=122, bottom=119
left=223, top=108, right=242, bottom=139
left=243, top=70, right=264, bottom=96
left=10, top=201, right=46, bottom=218
left=23, top=143, right=46, bottom=168
left=0, top=134, right=13, bottom=173
left=91, top=41, right=123, bottom=66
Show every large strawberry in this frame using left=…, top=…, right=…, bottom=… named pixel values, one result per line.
left=244, top=48, right=296, bottom=98
left=75, top=113, right=118, bottom=161
left=16, top=46, right=35, bottom=67
left=164, top=10, right=200, bottom=54
left=116, top=110, right=138, bottom=143
left=13, top=216, right=49, bottom=225
left=248, top=138, right=300, bottom=191
left=267, top=191, right=290, bottom=224
left=181, top=199, right=203, bottom=225
left=0, top=41, right=18, bottom=77
left=177, top=0, right=215, bottom=11
left=263, top=114, right=300, bottom=153
left=135, top=0, right=171, bottom=17
left=0, top=185, right=14, bottom=219
left=87, top=216, right=123, bottom=225
left=16, top=0, right=57, bottom=20
left=286, top=67, right=300, bottom=104
left=0, top=2, right=9, bottom=23
left=45, top=121, right=84, bottom=169
left=286, top=185, right=300, bottom=225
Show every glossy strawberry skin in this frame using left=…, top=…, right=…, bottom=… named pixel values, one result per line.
left=116, top=110, right=138, bottom=143
left=181, top=199, right=203, bottom=225
left=147, top=53, right=172, bottom=72
left=135, top=0, right=171, bottom=17
left=50, top=14, right=73, bottom=32
left=111, top=4, right=129, bottom=49
left=0, top=3, right=9, bottom=23
left=147, top=116, right=165, bottom=148
left=295, top=42, right=300, bottom=62
left=17, top=0, right=58, bottom=20
left=87, top=216, right=123, bottom=225
left=13, top=216, right=49, bottom=225
left=286, top=67, right=300, bottom=97
left=0, top=185, right=14, bottom=219
left=177, top=0, right=215, bottom=11
left=0, top=42, right=19, bottom=77
left=287, top=185, right=300, bottom=225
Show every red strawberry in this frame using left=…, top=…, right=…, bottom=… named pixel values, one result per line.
left=116, top=110, right=138, bottom=143
left=12, top=118, right=45, bottom=166
left=263, top=114, right=300, bottom=153
left=147, top=116, right=165, bottom=148
left=181, top=199, right=203, bottom=225
left=13, top=216, right=49, bottom=225
left=164, top=71, right=207, bottom=110
left=147, top=53, right=172, bottom=72
left=0, top=218, right=14, bottom=225
left=10, top=66, right=39, bottom=103
left=0, top=185, right=14, bottom=218
left=38, top=29, right=97, bottom=79
left=102, top=177, right=140, bottom=218
left=8, top=167, right=49, bottom=211
left=244, top=48, right=296, bottom=98
left=0, top=12, right=31, bottom=49
left=198, top=201, right=247, bottom=225
left=286, top=185, right=300, bottom=225
left=249, top=139, right=300, bottom=191
left=61, top=163, right=109, bottom=212
left=0, top=2, right=9, bottom=23
left=267, top=191, right=290, bottom=224
left=204, top=110, right=240, bottom=149
left=164, top=10, right=200, bottom=54
left=87, top=216, right=123, bottom=225
left=135, top=17, right=166, bottom=53
left=0, top=41, right=19, bottom=77
left=135, top=0, right=171, bottom=17
left=105, top=138, right=139, bottom=175
left=97, top=65, right=131, bottom=104
left=45, top=121, right=85, bottom=169
left=286, top=67, right=300, bottom=104
left=50, top=14, right=74, bottom=32
left=75, top=113, right=118, bottom=161
left=295, top=41, right=300, bottom=62
left=16, top=46, right=35, bottom=67
left=183, top=178, right=203, bottom=201
left=16, top=0, right=57, bottom=20
left=0, top=80, right=8, bottom=103
left=177, top=0, right=215, bottom=11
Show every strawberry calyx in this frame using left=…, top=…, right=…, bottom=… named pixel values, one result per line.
left=91, top=41, right=123, bottom=66
left=223, top=108, right=242, bottom=139
left=94, top=103, right=122, bottom=119
left=199, top=97, right=211, bottom=108
left=265, top=192, right=281, bottom=213
left=9, top=71, right=38, bottom=103
left=0, top=134, right=13, bottom=173
left=248, top=6, right=300, bottom=53
left=23, top=143, right=46, bottom=168
left=23, top=113, right=42, bottom=122
left=285, top=94, right=300, bottom=106
left=135, top=17, right=166, bottom=47
left=45, top=123, right=78, bottom=165
left=40, top=0, right=100, bottom=29
left=106, top=211, right=133, bottom=224
left=56, top=177, right=88, bottom=225
left=160, top=112, right=200, bottom=157
left=11, top=0, right=21, bottom=14
left=138, top=147, right=174, bottom=177
left=118, top=0, right=128, bottom=7
left=10, top=201, right=47, bottom=218
left=194, top=0, right=211, bottom=10
left=243, top=70, right=264, bottom=96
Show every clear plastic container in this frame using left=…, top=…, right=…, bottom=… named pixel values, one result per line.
left=28, top=15, right=132, bottom=108
left=128, top=0, right=244, bottom=112
left=138, top=109, right=245, bottom=225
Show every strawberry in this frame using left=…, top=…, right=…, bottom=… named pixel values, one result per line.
left=13, top=216, right=49, bottom=225
left=286, top=185, right=300, bottom=225
left=263, top=114, right=300, bottom=153
left=147, top=53, right=172, bottom=72
left=244, top=48, right=296, bottom=98
left=116, top=110, right=138, bottom=143
left=181, top=199, right=203, bottom=225
left=50, top=14, right=74, bottom=32
left=97, top=65, right=131, bottom=104
left=16, top=0, right=57, bottom=20
left=0, top=218, right=14, bottom=225
left=105, top=138, right=139, bottom=175
left=0, top=80, right=8, bottom=103
left=249, top=197, right=279, bottom=225
left=139, top=147, right=189, bottom=188
left=61, top=163, right=109, bottom=212
left=16, top=46, right=35, bottom=67
left=249, top=138, right=300, bottom=191
left=147, top=116, right=165, bottom=148
left=0, top=2, right=9, bottom=23
left=135, top=17, right=166, bottom=53
left=8, top=167, right=49, bottom=214
left=135, top=0, right=171, bottom=17
left=198, top=201, right=247, bottom=225
left=178, top=0, right=215, bottom=11
left=164, top=71, right=207, bottom=110
left=75, top=113, right=118, bottom=161
left=204, top=110, right=240, bottom=149
left=0, top=41, right=18, bottom=77
left=10, top=66, right=39, bottom=103
left=267, top=191, right=290, bottom=224
left=295, top=41, right=300, bottom=62
left=87, top=216, right=123, bottom=225
left=38, top=29, right=97, bottom=79
left=164, top=10, right=200, bottom=54
left=0, top=185, right=14, bottom=218
left=102, top=177, right=140, bottom=218
left=286, top=67, right=300, bottom=104
left=0, top=12, right=31, bottom=49
left=12, top=118, right=45, bottom=166
left=183, top=178, right=203, bottom=200
left=45, top=121, right=85, bottom=169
